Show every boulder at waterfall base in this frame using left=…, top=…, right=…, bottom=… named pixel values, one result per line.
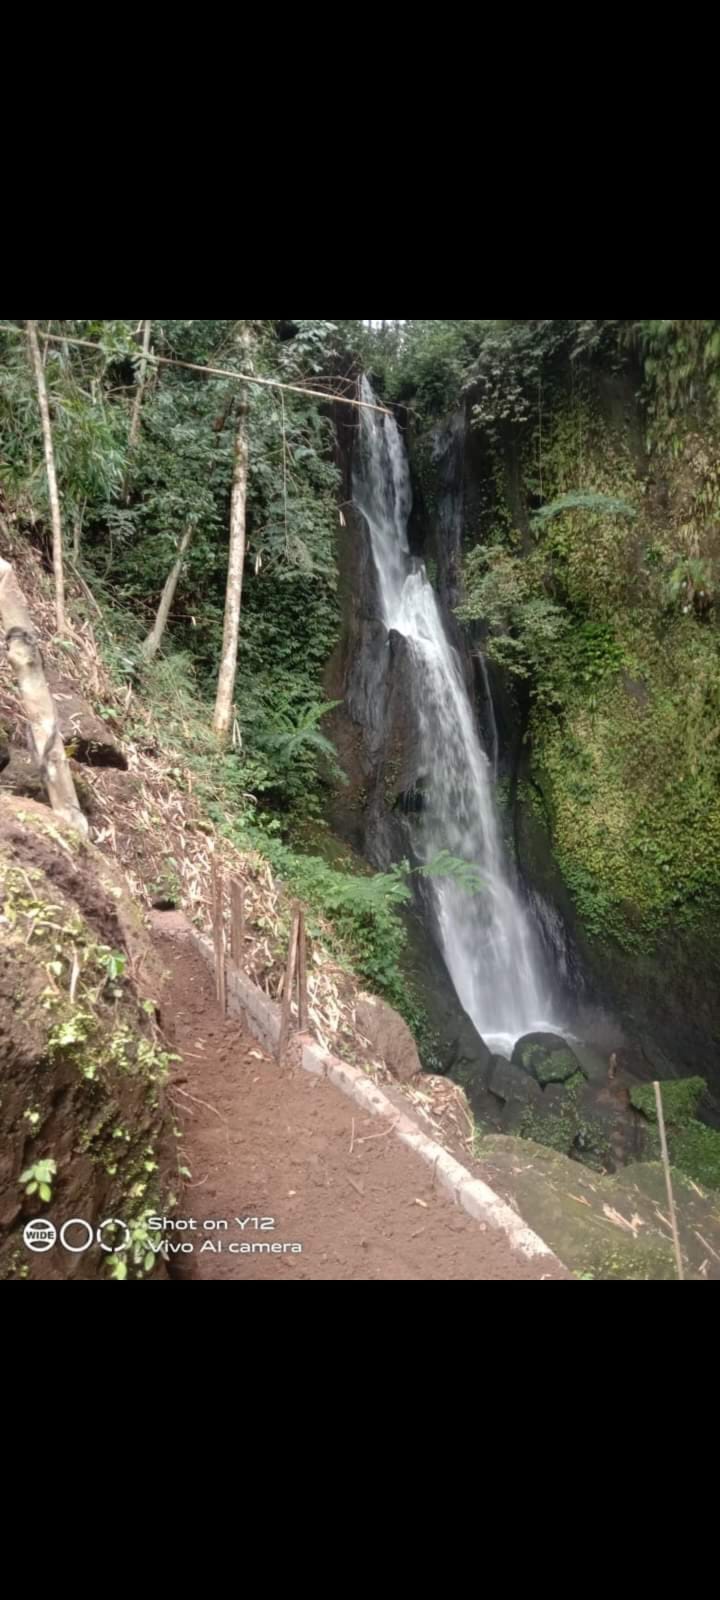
left=512, top=1032, right=586, bottom=1087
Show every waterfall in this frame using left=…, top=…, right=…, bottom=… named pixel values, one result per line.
left=353, top=377, right=562, bottom=1055
left=476, top=652, right=499, bottom=779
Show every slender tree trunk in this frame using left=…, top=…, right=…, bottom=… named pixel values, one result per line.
left=213, top=328, right=252, bottom=743
left=141, top=524, right=194, bottom=661
left=26, top=319, right=65, bottom=634
left=0, top=558, right=88, bottom=836
left=128, top=319, right=152, bottom=452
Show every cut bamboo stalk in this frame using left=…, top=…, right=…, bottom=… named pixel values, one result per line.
left=277, top=906, right=300, bottom=1064
left=210, top=859, right=226, bottom=1014
left=297, top=907, right=308, bottom=1033
left=654, top=1080, right=685, bottom=1281
left=230, top=878, right=245, bottom=968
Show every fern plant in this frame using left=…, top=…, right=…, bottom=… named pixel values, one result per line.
left=420, top=850, right=485, bottom=894
left=531, top=491, right=637, bottom=528
left=258, top=701, right=342, bottom=768
left=250, top=700, right=347, bottom=817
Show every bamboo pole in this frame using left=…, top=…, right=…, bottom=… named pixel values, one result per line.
left=277, top=906, right=300, bottom=1064
left=230, top=879, right=245, bottom=968
left=0, top=558, right=88, bottom=836
left=210, top=859, right=226, bottom=1014
left=654, top=1081, right=685, bottom=1281
left=297, top=907, right=308, bottom=1033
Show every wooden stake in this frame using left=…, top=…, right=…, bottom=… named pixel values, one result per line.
left=297, top=907, right=309, bottom=1033
left=210, top=859, right=226, bottom=1014
left=654, top=1081, right=685, bottom=1281
left=277, top=906, right=300, bottom=1064
left=230, top=878, right=245, bottom=968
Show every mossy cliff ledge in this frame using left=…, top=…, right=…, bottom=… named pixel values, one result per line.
left=0, top=796, right=177, bottom=1280
left=406, top=346, right=720, bottom=1093
left=514, top=374, right=720, bottom=1087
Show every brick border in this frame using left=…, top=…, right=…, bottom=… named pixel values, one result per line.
left=189, top=929, right=564, bottom=1270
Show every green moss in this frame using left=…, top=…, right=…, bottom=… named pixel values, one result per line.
left=588, top=1238, right=677, bottom=1281
left=519, top=1105, right=575, bottom=1157
left=628, top=1077, right=720, bottom=1190
left=518, top=1071, right=612, bottom=1171
left=629, top=1077, right=706, bottom=1122
left=516, top=380, right=720, bottom=955
left=518, top=1043, right=579, bottom=1086
left=534, top=625, right=720, bottom=950
left=669, top=1123, right=720, bottom=1192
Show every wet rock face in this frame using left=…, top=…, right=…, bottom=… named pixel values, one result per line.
left=515, top=776, right=720, bottom=1092
left=446, top=1012, right=492, bottom=1088
left=325, top=507, right=422, bottom=868
left=487, top=1055, right=543, bottom=1107
left=454, top=1028, right=650, bottom=1173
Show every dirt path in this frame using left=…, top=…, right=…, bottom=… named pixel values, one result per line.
left=154, top=921, right=564, bottom=1280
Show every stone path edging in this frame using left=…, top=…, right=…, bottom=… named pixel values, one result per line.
left=189, top=929, right=565, bottom=1270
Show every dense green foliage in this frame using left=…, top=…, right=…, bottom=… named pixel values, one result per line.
left=0, top=318, right=345, bottom=818
left=0, top=320, right=477, bottom=1037
left=629, top=1078, right=720, bottom=1191
left=4, top=315, right=720, bottom=1056
left=374, top=320, right=720, bottom=956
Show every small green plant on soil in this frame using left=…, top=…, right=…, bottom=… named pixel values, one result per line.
left=105, top=1205, right=176, bottom=1280
left=19, top=1158, right=57, bottom=1204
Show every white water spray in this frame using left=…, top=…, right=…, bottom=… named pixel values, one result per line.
left=353, top=378, right=561, bottom=1054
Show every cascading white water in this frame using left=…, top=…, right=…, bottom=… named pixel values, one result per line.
left=353, top=377, right=561, bottom=1055
left=476, top=651, right=499, bottom=779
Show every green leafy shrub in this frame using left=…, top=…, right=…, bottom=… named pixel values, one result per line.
left=19, top=1159, right=57, bottom=1204
left=456, top=546, right=567, bottom=706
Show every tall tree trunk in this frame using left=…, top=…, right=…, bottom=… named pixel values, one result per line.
left=213, top=328, right=252, bottom=743
left=141, top=524, right=194, bottom=661
left=26, top=319, right=65, bottom=634
left=123, top=319, right=153, bottom=502
left=0, top=558, right=88, bottom=836
left=128, top=319, right=152, bottom=452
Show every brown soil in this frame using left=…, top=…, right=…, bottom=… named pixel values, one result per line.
left=0, top=796, right=175, bottom=1280
left=154, top=917, right=566, bottom=1281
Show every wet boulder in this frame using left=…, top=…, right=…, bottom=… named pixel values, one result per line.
left=447, top=1012, right=491, bottom=1080
left=512, top=1031, right=587, bottom=1087
left=487, top=1054, right=543, bottom=1108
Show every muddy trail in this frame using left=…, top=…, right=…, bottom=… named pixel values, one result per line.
left=153, top=918, right=564, bottom=1280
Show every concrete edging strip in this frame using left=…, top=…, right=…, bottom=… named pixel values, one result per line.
left=188, top=928, right=563, bottom=1268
